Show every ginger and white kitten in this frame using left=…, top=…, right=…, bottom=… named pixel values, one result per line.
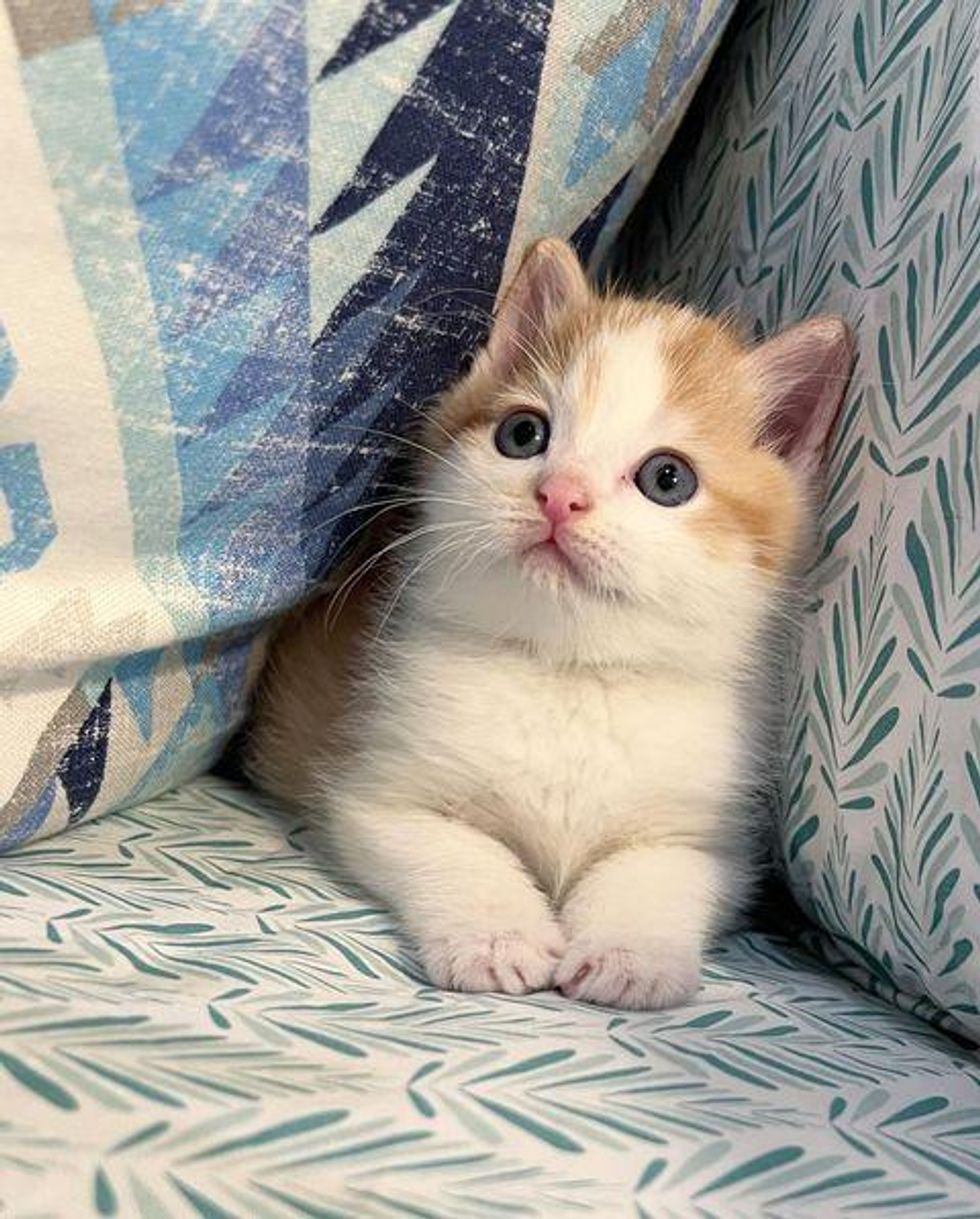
left=248, top=238, right=850, bottom=1009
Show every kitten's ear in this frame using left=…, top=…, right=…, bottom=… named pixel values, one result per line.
left=482, top=238, right=590, bottom=376
left=746, top=317, right=854, bottom=478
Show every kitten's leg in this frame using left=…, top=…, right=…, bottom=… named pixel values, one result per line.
left=330, top=802, right=565, bottom=995
left=555, top=845, right=744, bottom=1010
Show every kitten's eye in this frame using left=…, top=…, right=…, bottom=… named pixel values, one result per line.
left=494, top=410, right=550, bottom=459
left=634, top=451, right=698, bottom=506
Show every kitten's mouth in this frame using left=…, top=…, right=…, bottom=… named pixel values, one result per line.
left=522, top=532, right=584, bottom=583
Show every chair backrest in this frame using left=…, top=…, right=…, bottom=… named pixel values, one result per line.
left=633, top=0, right=980, bottom=1042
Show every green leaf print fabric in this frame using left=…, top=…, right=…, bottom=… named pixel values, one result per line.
left=1, top=778, right=978, bottom=1217
left=628, top=0, right=980, bottom=1039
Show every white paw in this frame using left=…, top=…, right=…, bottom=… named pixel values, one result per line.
left=420, top=926, right=566, bottom=995
left=555, top=939, right=701, bottom=1010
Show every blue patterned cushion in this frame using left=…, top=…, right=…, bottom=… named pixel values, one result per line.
left=629, top=0, right=980, bottom=1040
left=0, top=1, right=734, bottom=848
left=1, top=777, right=978, bottom=1215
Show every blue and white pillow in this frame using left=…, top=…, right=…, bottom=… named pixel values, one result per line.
left=0, top=0, right=734, bottom=848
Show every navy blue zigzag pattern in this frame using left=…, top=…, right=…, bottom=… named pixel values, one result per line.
left=305, top=0, right=554, bottom=579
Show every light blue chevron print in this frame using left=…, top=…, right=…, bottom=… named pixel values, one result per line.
left=1, top=0, right=734, bottom=848
left=0, top=323, right=56, bottom=576
left=0, top=777, right=978, bottom=1217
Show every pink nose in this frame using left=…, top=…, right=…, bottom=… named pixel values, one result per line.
left=536, top=474, right=592, bottom=526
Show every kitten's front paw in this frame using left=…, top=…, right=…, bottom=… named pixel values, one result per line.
left=421, top=926, right=566, bottom=995
left=555, top=939, right=701, bottom=1010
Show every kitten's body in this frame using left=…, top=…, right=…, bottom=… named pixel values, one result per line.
left=249, top=240, right=849, bottom=1008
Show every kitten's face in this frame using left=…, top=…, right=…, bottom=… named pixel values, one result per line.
left=409, top=241, right=849, bottom=669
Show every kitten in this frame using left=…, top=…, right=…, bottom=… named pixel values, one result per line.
left=247, top=238, right=851, bottom=1009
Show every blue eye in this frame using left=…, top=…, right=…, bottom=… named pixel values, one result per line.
left=494, top=410, right=550, bottom=459
left=635, top=451, right=698, bottom=506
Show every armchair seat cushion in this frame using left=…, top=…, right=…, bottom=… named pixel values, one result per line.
left=1, top=778, right=977, bottom=1217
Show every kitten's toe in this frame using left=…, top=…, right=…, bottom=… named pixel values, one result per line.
left=422, top=927, right=566, bottom=995
left=556, top=940, right=700, bottom=1010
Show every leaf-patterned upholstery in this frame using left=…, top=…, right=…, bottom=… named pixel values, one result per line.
left=1, top=779, right=978, bottom=1216
left=629, top=0, right=980, bottom=1043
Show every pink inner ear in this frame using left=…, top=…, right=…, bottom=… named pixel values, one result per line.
left=751, top=318, right=854, bottom=476
left=484, top=238, right=590, bottom=376
left=765, top=363, right=839, bottom=457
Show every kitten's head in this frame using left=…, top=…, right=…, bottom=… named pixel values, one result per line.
left=410, top=238, right=851, bottom=671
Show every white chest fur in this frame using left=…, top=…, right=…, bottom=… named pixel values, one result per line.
left=357, top=633, right=745, bottom=896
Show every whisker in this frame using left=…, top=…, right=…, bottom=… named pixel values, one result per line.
left=412, top=285, right=500, bottom=312
left=302, top=491, right=482, bottom=540
left=435, top=529, right=500, bottom=597
left=373, top=528, right=485, bottom=640
left=405, top=398, right=463, bottom=454
left=327, top=422, right=497, bottom=498
left=324, top=520, right=477, bottom=630
left=302, top=492, right=469, bottom=539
